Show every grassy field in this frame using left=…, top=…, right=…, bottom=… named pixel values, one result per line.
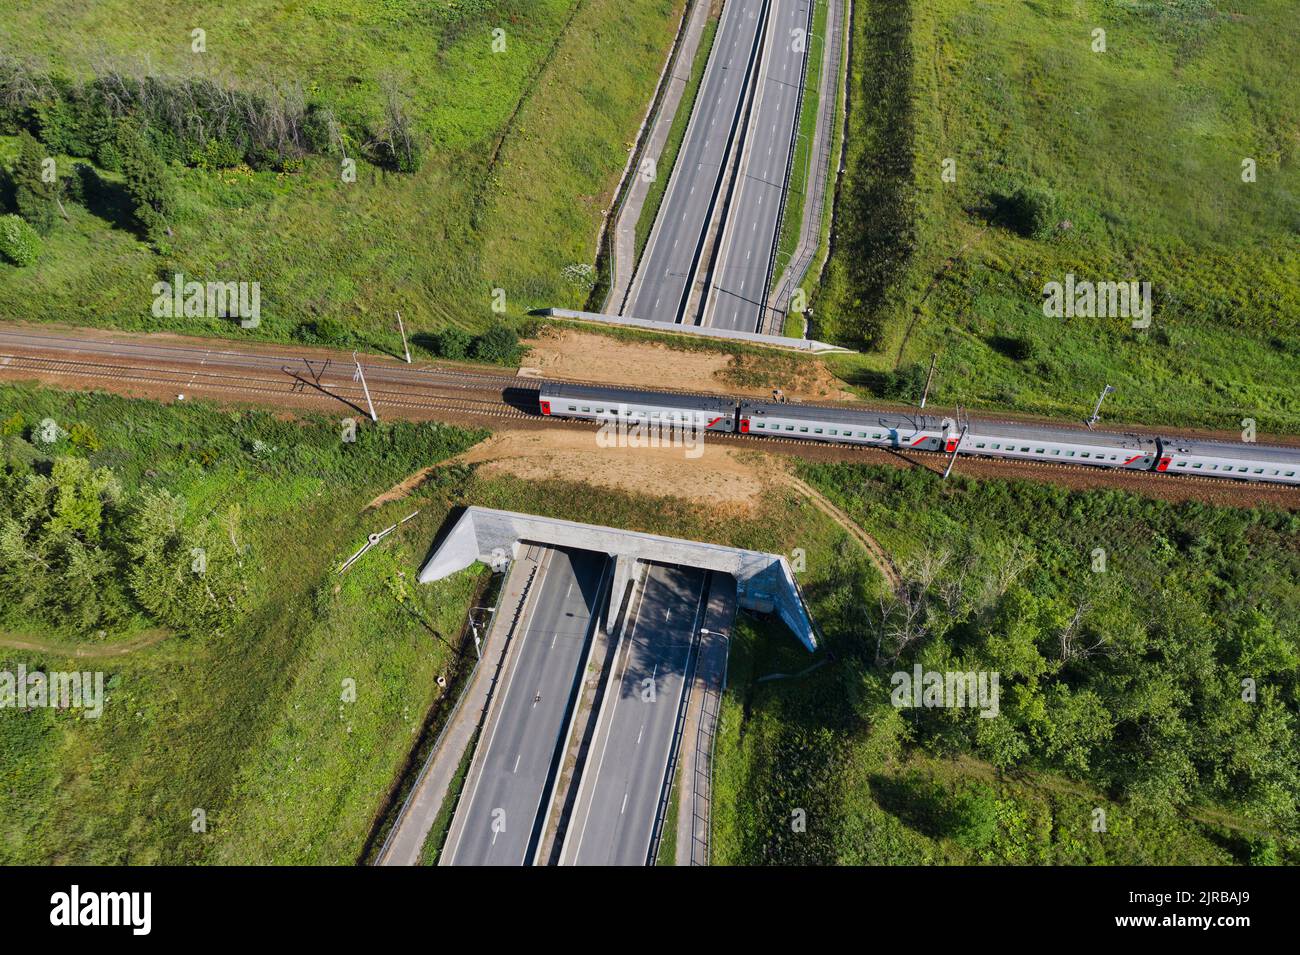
left=0, top=0, right=682, bottom=350
left=816, top=0, right=1300, bottom=433
left=712, top=462, right=1300, bottom=865
left=0, top=383, right=488, bottom=863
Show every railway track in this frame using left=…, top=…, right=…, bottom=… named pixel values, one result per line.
left=1, top=329, right=1295, bottom=498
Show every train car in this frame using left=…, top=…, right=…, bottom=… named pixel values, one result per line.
left=539, top=382, right=738, bottom=431
left=962, top=420, right=1160, bottom=471
left=1157, top=438, right=1300, bottom=484
left=738, top=400, right=951, bottom=449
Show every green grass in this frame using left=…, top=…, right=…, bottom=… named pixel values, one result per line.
left=815, top=0, right=1300, bottom=433
left=0, top=0, right=682, bottom=350
left=634, top=7, right=721, bottom=263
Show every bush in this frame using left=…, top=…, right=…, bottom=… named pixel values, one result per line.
left=876, top=361, right=929, bottom=401
left=294, top=317, right=355, bottom=346
left=190, top=138, right=245, bottom=171
left=471, top=322, right=521, bottom=364
left=997, top=184, right=1064, bottom=240
left=435, top=327, right=473, bottom=360
left=0, top=213, right=41, bottom=266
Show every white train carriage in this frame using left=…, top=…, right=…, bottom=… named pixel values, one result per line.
left=539, top=382, right=738, bottom=431
left=962, top=420, right=1159, bottom=471
left=739, top=401, right=950, bottom=449
left=1158, top=439, right=1300, bottom=484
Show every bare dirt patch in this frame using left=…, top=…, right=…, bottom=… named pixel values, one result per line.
left=452, top=427, right=771, bottom=511
left=522, top=326, right=853, bottom=401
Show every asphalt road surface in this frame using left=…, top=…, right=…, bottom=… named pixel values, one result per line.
left=624, top=0, right=768, bottom=324
left=443, top=548, right=608, bottom=866
left=564, top=564, right=707, bottom=865
left=706, top=0, right=811, bottom=331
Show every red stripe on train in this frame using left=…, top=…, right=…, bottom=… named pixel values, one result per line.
left=910, top=435, right=930, bottom=448
left=1122, top=454, right=1143, bottom=466
left=540, top=400, right=551, bottom=415
left=739, top=417, right=750, bottom=433
left=1156, top=457, right=1171, bottom=472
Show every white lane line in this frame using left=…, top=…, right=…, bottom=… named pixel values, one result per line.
left=621, top=792, right=629, bottom=815
left=513, top=754, right=521, bottom=773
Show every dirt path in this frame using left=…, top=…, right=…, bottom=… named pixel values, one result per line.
left=772, top=469, right=902, bottom=592
left=0, top=629, right=172, bottom=659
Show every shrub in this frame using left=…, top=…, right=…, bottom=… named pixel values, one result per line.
left=0, top=213, right=41, bottom=266
left=190, top=137, right=245, bottom=171
left=471, top=322, right=521, bottom=364
left=997, top=184, right=1064, bottom=240
left=435, top=327, right=473, bottom=360
left=294, top=316, right=354, bottom=346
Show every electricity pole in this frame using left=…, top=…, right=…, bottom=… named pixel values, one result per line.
left=353, top=351, right=378, bottom=423
left=919, top=354, right=937, bottom=409
left=396, top=310, right=411, bottom=364
left=942, top=424, right=968, bottom=480
left=1087, top=385, right=1115, bottom=429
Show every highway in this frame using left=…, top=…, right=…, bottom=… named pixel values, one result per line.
left=441, top=547, right=609, bottom=866
left=705, top=0, right=812, bottom=331
left=562, top=564, right=708, bottom=865
left=624, top=0, right=769, bottom=324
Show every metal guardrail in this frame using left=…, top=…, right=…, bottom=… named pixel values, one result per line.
left=373, top=557, right=533, bottom=865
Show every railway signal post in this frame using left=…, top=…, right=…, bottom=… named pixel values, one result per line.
left=1087, top=385, right=1116, bottom=429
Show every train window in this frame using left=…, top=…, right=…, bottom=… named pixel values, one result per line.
left=581, top=406, right=590, bottom=412
left=1051, top=449, right=1061, bottom=455
left=786, top=425, right=795, bottom=431
left=1287, top=472, right=1296, bottom=477
left=1081, top=452, right=1090, bottom=458
left=1194, top=463, right=1203, bottom=468
left=1066, top=451, right=1075, bottom=457
left=975, top=443, right=985, bottom=449
left=1177, top=462, right=1187, bottom=467
left=829, top=429, right=838, bottom=435
left=814, top=428, right=824, bottom=434
left=1035, top=448, right=1045, bottom=454
left=872, top=433, right=881, bottom=439
left=799, top=427, right=809, bottom=433
left=567, top=405, right=577, bottom=412
left=1254, top=468, right=1264, bottom=474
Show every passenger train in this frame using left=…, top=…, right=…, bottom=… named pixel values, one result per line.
left=538, top=382, right=1300, bottom=486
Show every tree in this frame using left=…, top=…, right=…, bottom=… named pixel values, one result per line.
left=117, top=123, right=175, bottom=244
left=11, top=130, right=60, bottom=234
